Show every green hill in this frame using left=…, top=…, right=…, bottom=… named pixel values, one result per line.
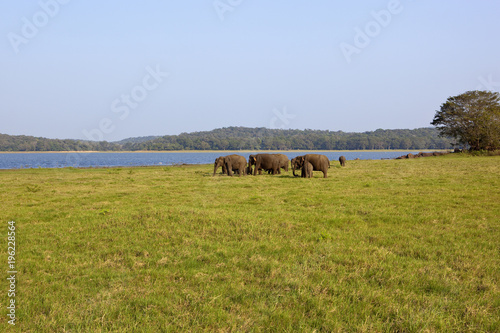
left=121, top=127, right=453, bottom=151
left=0, top=133, right=121, bottom=152
left=0, top=127, right=453, bottom=151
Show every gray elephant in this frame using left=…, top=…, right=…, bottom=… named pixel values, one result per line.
left=213, top=156, right=226, bottom=175
left=292, top=154, right=330, bottom=178
left=302, top=161, right=313, bottom=178
left=248, top=154, right=272, bottom=175
left=247, top=154, right=260, bottom=174
left=213, top=155, right=247, bottom=176
left=416, top=152, right=434, bottom=157
left=273, top=154, right=289, bottom=173
left=339, top=155, right=346, bottom=167
left=248, top=154, right=280, bottom=175
left=290, top=156, right=302, bottom=176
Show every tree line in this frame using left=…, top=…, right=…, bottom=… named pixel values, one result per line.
left=0, top=128, right=453, bottom=152
left=120, top=127, right=453, bottom=151
left=0, top=134, right=121, bottom=152
left=0, top=127, right=454, bottom=152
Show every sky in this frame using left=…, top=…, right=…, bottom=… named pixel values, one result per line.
left=1, top=1, right=499, bottom=141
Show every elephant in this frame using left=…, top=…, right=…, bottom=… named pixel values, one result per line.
left=273, top=154, right=289, bottom=174
left=248, top=154, right=260, bottom=174
left=416, top=152, right=434, bottom=157
left=248, top=154, right=280, bottom=175
left=248, top=154, right=274, bottom=175
left=213, top=155, right=247, bottom=176
left=213, top=156, right=226, bottom=175
left=290, top=156, right=302, bottom=176
left=339, top=155, right=346, bottom=167
left=225, top=154, right=247, bottom=176
left=291, top=154, right=330, bottom=178
left=302, top=161, right=313, bottom=178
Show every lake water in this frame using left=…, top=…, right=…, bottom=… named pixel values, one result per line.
left=0, top=151, right=428, bottom=169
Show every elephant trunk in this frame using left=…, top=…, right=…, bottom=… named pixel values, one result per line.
left=292, top=164, right=299, bottom=177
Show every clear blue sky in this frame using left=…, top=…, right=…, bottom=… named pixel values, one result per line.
left=1, top=1, right=499, bottom=141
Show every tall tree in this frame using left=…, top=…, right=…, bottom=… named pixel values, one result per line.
left=431, top=90, right=500, bottom=150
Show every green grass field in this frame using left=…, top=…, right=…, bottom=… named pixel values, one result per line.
left=1, top=155, right=499, bottom=332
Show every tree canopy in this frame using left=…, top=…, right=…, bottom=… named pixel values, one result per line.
left=1, top=127, right=453, bottom=152
left=431, top=90, right=500, bottom=151
left=0, top=134, right=121, bottom=152
left=120, top=127, right=451, bottom=151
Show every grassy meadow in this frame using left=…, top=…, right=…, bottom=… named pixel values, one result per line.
left=1, top=154, right=499, bottom=332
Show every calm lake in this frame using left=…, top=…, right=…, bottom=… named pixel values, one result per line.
left=0, top=151, right=429, bottom=169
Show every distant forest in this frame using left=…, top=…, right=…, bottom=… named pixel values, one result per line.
left=0, top=134, right=121, bottom=152
left=0, top=127, right=453, bottom=152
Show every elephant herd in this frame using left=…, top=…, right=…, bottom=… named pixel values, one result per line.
left=213, top=153, right=347, bottom=178
left=395, top=151, right=451, bottom=159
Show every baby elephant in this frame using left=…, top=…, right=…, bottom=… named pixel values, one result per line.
left=339, top=155, right=346, bottom=167
left=302, top=161, right=314, bottom=178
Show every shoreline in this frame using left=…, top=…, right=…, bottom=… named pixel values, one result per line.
left=0, top=149, right=451, bottom=154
